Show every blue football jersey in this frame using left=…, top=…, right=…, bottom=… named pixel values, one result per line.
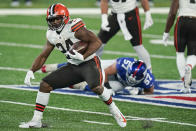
left=116, top=57, right=155, bottom=89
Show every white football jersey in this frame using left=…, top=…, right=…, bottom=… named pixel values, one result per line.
left=47, top=18, right=95, bottom=65
left=178, top=0, right=196, bottom=17
left=110, top=0, right=137, bottom=13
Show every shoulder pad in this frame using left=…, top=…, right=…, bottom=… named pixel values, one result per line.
left=70, top=18, right=85, bottom=32
left=46, top=30, right=55, bottom=45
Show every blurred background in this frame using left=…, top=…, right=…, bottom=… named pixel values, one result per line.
left=0, top=0, right=171, bottom=8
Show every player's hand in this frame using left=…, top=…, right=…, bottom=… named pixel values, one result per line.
left=126, top=86, right=140, bottom=95
left=67, top=49, right=84, bottom=61
left=162, top=32, right=169, bottom=46
left=24, top=70, right=35, bottom=86
left=143, top=10, right=153, bottom=30
left=101, top=14, right=110, bottom=32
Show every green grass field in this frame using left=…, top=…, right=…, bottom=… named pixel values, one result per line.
left=0, top=0, right=171, bottom=8
left=0, top=2, right=196, bottom=130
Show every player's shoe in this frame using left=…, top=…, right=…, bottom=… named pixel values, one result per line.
left=183, top=65, right=192, bottom=93
left=19, top=120, right=47, bottom=128
left=109, top=103, right=127, bottom=127
left=41, top=64, right=57, bottom=73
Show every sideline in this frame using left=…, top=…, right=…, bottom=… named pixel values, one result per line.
left=0, top=7, right=169, bottom=15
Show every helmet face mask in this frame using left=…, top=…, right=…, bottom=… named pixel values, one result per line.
left=46, top=3, right=69, bottom=31
left=126, top=60, right=147, bottom=85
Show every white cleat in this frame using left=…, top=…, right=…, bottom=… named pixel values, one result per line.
left=183, top=65, right=192, bottom=93
left=19, top=120, right=46, bottom=128
left=180, top=87, right=191, bottom=93
left=109, top=103, right=127, bottom=127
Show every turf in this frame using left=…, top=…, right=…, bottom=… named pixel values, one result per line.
left=0, top=2, right=196, bottom=130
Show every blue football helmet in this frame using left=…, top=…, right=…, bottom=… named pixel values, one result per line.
left=126, top=60, right=147, bottom=85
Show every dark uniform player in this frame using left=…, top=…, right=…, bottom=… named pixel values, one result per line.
left=41, top=57, right=155, bottom=95
left=163, top=0, right=196, bottom=93
left=20, top=3, right=126, bottom=128
left=97, top=0, right=153, bottom=71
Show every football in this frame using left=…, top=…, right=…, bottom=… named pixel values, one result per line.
left=69, top=41, right=88, bottom=55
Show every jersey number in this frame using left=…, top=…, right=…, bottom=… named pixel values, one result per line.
left=56, top=39, right=74, bottom=58
left=112, top=0, right=126, bottom=3
left=190, top=0, right=196, bottom=3
left=121, top=59, right=132, bottom=70
left=144, top=73, right=152, bottom=85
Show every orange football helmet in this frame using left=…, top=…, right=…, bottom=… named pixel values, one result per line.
left=46, top=3, right=69, bottom=31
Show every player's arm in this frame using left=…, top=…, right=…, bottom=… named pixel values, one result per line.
left=141, top=0, right=150, bottom=12
left=30, top=40, right=55, bottom=72
left=143, top=85, right=154, bottom=95
left=100, top=0, right=109, bottom=14
left=104, top=62, right=117, bottom=82
left=164, top=0, right=179, bottom=33
left=74, top=27, right=102, bottom=59
left=141, top=0, right=153, bottom=30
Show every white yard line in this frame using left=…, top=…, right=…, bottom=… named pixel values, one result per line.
left=0, top=8, right=169, bottom=15
left=0, top=66, right=42, bottom=73
left=0, top=41, right=175, bottom=59
left=82, top=120, right=113, bottom=125
left=0, top=100, right=196, bottom=127
left=0, top=23, right=163, bottom=39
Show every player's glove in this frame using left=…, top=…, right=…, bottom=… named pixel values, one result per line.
left=24, top=70, right=35, bottom=86
left=143, top=10, right=153, bottom=30
left=66, top=49, right=84, bottom=61
left=162, top=32, right=169, bottom=46
left=126, top=86, right=144, bottom=95
left=101, top=14, right=110, bottom=32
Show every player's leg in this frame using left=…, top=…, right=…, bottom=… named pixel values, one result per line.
left=41, top=62, right=67, bottom=73
left=184, top=17, right=196, bottom=90
left=81, top=56, right=126, bottom=127
left=125, top=8, right=152, bottom=71
left=96, top=13, right=120, bottom=57
left=175, top=17, right=191, bottom=93
left=19, top=64, right=83, bottom=128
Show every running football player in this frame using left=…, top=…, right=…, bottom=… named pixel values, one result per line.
left=19, top=3, right=126, bottom=128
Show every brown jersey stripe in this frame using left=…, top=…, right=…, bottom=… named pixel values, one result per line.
left=174, top=17, right=180, bottom=52
left=104, top=96, right=112, bottom=105
left=135, top=7, right=142, bottom=45
left=94, top=56, right=103, bottom=86
left=71, top=21, right=85, bottom=32
left=73, top=24, right=85, bottom=32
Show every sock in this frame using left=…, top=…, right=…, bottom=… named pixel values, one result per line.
left=133, top=45, right=152, bottom=71
left=96, top=44, right=105, bottom=57
left=99, top=87, right=113, bottom=106
left=176, top=52, right=185, bottom=79
left=186, top=55, right=196, bottom=69
left=32, top=91, right=50, bottom=121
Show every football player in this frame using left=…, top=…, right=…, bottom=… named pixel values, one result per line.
left=163, top=0, right=196, bottom=93
left=41, top=57, right=155, bottom=95
left=19, top=3, right=126, bottom=128
left=96, top=0, right=153, bottom=72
